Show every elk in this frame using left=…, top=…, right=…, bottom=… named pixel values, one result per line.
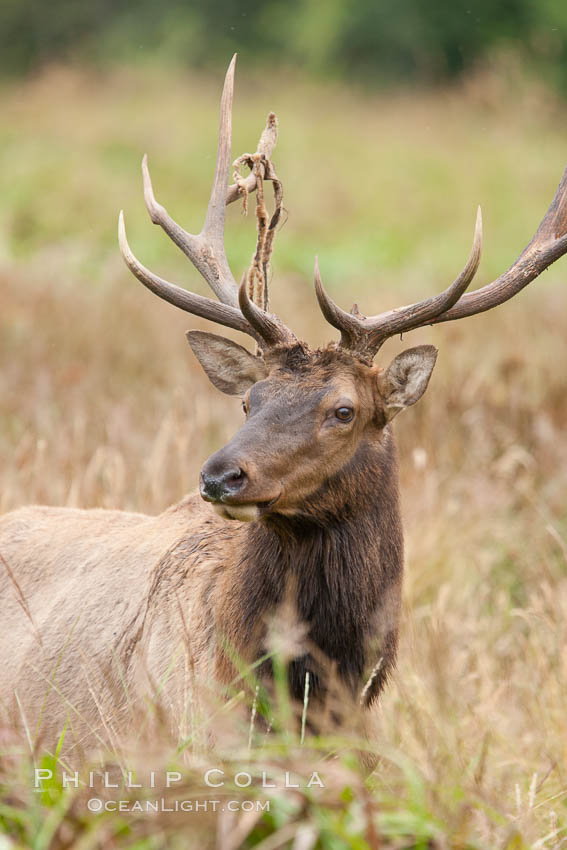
left=0, top=56, right=566, bottom=756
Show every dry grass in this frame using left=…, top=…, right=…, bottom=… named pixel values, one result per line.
left=0, top=62, right=566, bottom=848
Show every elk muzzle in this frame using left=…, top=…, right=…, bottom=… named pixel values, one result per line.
left=199, top=435, right=283, bottom=522
left=199, top=453, right=259, bottom=522
left=200, top=465, right=248, bottom=503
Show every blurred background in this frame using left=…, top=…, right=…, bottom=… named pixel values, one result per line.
left=1, top=1, right=567, bottom=846
left=2, top=0, right=567, bottom=89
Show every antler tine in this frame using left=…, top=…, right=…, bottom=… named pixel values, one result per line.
left=314, top=256, right=364, bottom=349
left=201, top=53, right=237, bottom=290
left=430, top=166, right=567, bottom=324
left=238, top=280, right=296, bottom=348
left=139, top=54, right=238, bottom=307
left=317, top=166, right=567, bottom=357
left=142, top=153, right=200, bottom=261
left=119, top=56, right=298, bottom=350
left=315, top=207, right=482, bottom=357
left=118, top=211, right=257, bottom=339
left=139, top=72, right=279, bottom=306
left=226, top=112, right=278, bottom=204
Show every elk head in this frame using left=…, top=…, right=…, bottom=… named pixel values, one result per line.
left=119, top=55, right=567, bottom=523
left=187, top=332, right=437, bottom=522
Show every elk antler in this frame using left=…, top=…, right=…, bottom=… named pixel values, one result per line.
left=119, top=54, right=296, bottom=350
left=316, top=168, right=567, bottom=358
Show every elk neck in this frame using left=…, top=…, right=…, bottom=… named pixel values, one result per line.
left=220, top=428, right=404, bottom=704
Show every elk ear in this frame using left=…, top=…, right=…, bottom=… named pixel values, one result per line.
left=377, top=345, right=438, bottom=422
left=186, top=330, right=268, bottom=396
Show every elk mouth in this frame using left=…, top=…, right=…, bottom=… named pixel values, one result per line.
left=212, top=493, right=281, bottom=523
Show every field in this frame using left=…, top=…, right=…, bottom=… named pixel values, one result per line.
left=1, top=61, right=566, bottom=848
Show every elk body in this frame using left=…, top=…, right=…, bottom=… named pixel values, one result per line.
left=1, top=57, right=566, bottom=754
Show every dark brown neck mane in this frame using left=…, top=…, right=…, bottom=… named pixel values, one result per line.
left=221, top=432, right=404, bottom=708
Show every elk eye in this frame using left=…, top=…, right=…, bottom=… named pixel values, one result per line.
left=335, top=406, right=354, bottom=422
left=242, top=400, right=247, bottom=414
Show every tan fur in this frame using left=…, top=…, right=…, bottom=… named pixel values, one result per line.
left=0, top=495, right=248, bottom=750
left=0, top=344, right=436, bottom=755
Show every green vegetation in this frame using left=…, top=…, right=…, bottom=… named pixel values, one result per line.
left=1, top=0, right=567, bottom=93
left=1, top=63, right=566, bottom=848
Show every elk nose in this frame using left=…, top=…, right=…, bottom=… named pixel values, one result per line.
left=199, top=466, right=247, bottom=503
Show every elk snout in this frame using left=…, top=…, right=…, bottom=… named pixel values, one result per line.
left=200, top=461, right=248, bottom=503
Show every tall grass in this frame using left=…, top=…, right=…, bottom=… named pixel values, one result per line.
left=0, top=62, right=566, bottom=848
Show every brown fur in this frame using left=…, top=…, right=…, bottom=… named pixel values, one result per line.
left=0, top=341, right=436, bottom=752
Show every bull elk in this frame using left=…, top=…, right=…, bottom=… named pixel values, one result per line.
left=1, top=56, right=566, bottom=755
